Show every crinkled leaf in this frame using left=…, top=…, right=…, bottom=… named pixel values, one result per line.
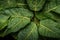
left=1, top=8, right=33, bottom=36
left=0, top=0, right=16, bottom=10
left=0, top=15, right=9, bottom=30
left=35, top=0, right=60, bottom=21
left=26, top=0, right=45, bottom=11
left=16, top=0, right=27, bottom=8
left=36, top=12, right=60, bottom=22
left=43, top=12, right=60, bottom=22
left=43, top=0, right=60, bottom=13
left=0, top=0, right=27, bottom=10
left=35, top=12, right=48, bottom=20
left=5, top=17, right=30, bottom=34
left=52, top=6, right=60, bottom=14
left=4, top=8, right=33, bottom=18
left=17, top=22, right=38, bottom=40
left=39, top=19, right=60, bottom=38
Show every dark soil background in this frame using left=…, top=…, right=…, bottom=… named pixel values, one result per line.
left=0, top=35, right=60, bottom=40
left=0, top=35, right=15, bottom=40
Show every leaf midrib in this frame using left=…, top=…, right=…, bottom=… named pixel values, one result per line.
left=25, top=25, right=36, bottom=40
left=40, top=24, right=59, bottom=35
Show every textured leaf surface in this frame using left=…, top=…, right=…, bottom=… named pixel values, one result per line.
left=0, top=15, right=9, bottom=30
left=36, top=12, right=60, bottom=22
left=2, top=8, right=33, bottom=36
left=35, top=0, right=60, bottom=22
left=0, top=0, right=16, bottom=10
left=26, top=0, right=45, bottom=11
left=17, top=22, right=38, bottom=40
left=16, top=0, right=27, bottom=8
left=35, top=12, right=48, bottom=20
left=52, top=6, right=60, bottom=14
left=39, top=19, right=60, bottom=38
left=44, top=12, right=60, bottom=22
left=4, top=8, right=33, bottom=18
left=43, top=0, right=60, bottom=13
left=0, top=0, right=27, bottom=10
left=0, top=0, right=60, bottom=40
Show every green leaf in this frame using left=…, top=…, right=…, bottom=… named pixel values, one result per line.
left=43, top=0, right=60, bottom=13
left=56, top=0, right=60, bottom=5
left=36, top=12, right=60, bottom=22
left=0, top=0, right=60, bottom=40
left=52, top=5, right=60, bottom=14
left=39, top=19, right=60, bottom=38
left=5, top=17, right=30, bottom=33
left=0, top=0, right=27, bottom=10
left=55, top=23, right=60, bottom=30
left=4, top=8, right=33, bottom=18
left=35, top=12, right=48, bottom=20
left=17, top=22, right=38, bottom=40
left=0, top=15, right=9, bottom=30
left=43, top=12, right=60, bottom=22
left=0, top=0, right=16, bottom=10
left=2, top=8, right=33, bottom=36
left=16, top=0, right=27, bottom=8
left=26, top=0, right=45, bottom=11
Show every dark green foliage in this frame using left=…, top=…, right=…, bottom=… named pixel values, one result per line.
left=0, top=0, right=60, bottom=40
